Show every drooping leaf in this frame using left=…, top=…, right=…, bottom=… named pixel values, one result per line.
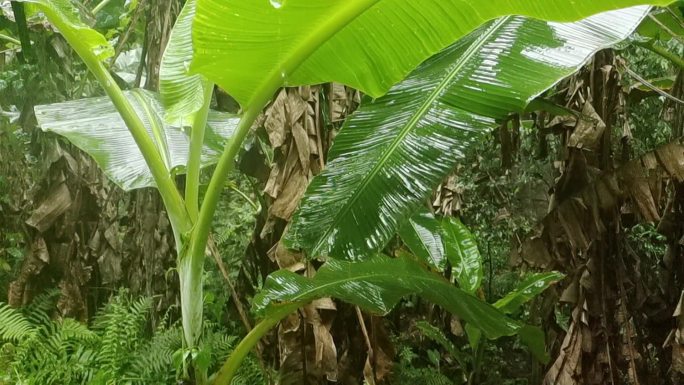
left=518, top=325, right=550, bottom=363
left=285, top=8, right=653, bottom=261
left=465, top=273, right=563, bottom=362
left=253, top=255, right=521, bottom=339
left=159, top=0, right=210, bottom=122
left=397, top=209, right=446, bottom=271
left=494, top=272, right=566, bottom=314
left=442, top=217, right=482, bottom=294
left=191, top=0, right=671, bottom=109
left=35, top=89, right=238, bottom=191
left=637, top=3, right=684, bottom=40
left=19, top=0, right=113, bottom=61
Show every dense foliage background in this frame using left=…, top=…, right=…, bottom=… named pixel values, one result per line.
left=2, top=1, right=684, bottom=384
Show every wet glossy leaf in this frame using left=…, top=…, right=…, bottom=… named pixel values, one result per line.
left=494, top=272, right=566, bottom=314
left=442, top=217, right=482, bottom=294
left=18, top=0, right=113, bottom=61
left=397, top=209, right=446, bottom=271
left=254, top=255, right=522, bottom=339
left=191, top=0, right=671, bottom=109
left=160, top=0, right=210, bottom=122
left=285, top=8, right=653, bottom=261
left=35, top=89, right=238, bottom=191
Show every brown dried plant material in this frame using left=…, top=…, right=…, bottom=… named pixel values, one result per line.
left=519, top=139, right=684, bottom=269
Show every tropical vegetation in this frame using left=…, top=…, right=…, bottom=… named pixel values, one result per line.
left=1, top=0, right=684, bottom=384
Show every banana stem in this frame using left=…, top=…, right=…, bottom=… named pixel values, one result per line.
left=210, top=304, right=302, bottom=385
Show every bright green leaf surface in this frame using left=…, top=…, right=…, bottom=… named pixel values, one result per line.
left=493, top=272, right=566, bottom=314
left=442, top=217, right=482, bottom=294
left=253, top=255, right=521, bottom=339
left=19, top=0, right=113, bottom=61
left=285, top=8, right=652, bottom=261
left=397, top=209, right=446, bottom=271
left=191, top=0, right=671, bottom=108
left=159, top=0, right=210, bottom=123
left=637, top=3, right=684, bottom=40
left=35, top=89, right=238, bottom=191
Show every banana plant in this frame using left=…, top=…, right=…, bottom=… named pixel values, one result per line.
left=400, top=211, right=564, bottom=367
left=19, top=0, right=674, bottom=383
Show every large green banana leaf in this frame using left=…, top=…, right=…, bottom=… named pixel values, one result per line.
left=190, top=0, right=671, bottom=109
left=159, top=0, right=210, bottom=123
left=253, top=255, right=520, bottom=339
left=35, top=89, right=238, bottom=191
left=284, top=7, right=653, bottom=261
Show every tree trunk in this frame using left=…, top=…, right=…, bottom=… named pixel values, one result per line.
left=4, top=0, right=182, bottom=325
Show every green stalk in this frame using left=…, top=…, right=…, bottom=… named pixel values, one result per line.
left=34, top=6, right=191, bottom=237
left=183, top=0, right=383, bottom=368
left=10, top=2, right=32, bottom=63
left=185, top=84, right=214, bottom=221
left=185, top=0, right=382, bottom=307
left=228, top=183, right=259, bottom=211
left=92, top=0, right=115, bottom=15
left=0, top=33, right=21, bottom=46
left=210, top=304, right=302, bottom=385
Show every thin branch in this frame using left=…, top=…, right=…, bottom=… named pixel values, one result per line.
left=109, top=0, right=147, bottom=67
left=92, top=0, right=115, bottom=15
left=0, top=33, right=20, bottom=46
left=622, top=62, right=684, bottom=104
left=356, top=307, right=375, bottom=380
left=647, top=13, right=684, bottom=45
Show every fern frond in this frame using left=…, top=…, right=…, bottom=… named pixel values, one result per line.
left=0, top=303, right=36, bottom=342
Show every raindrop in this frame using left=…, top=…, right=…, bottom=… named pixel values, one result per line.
left=269, top=0, right=283, bottom=9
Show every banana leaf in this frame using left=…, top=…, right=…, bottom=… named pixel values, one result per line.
left=285, top=8, right=654, bottom=260
left=253, top=255, right=521, bottom=339
left=159, top=0, right=210, bottom=122
left=35, top=89, right=238, bottom=191
left=190, top=0, right=671, bottom=109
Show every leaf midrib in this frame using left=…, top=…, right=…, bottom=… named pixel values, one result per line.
left=310, top=17, right=510, bottom=257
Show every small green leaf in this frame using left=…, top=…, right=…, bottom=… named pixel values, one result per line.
left=398, top=209, right=446, bottom=271
left=442, top=217, right=482, bottom=294
left=494, top=272, right=565, bottom=314
left=465, top=323, right=482, bottom=351
left=637, top=4, right=684, bottom=41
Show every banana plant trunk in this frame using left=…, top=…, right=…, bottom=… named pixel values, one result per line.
left=542, top=50, right=683, bottom=385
